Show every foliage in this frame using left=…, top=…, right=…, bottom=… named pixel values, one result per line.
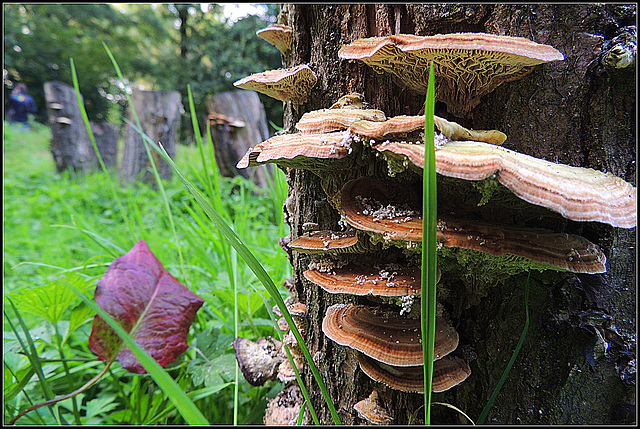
left=3, top=4, right=159, bottom=122
left=148, top=4, right=283, bottom=141
left=3, top=4, right=283, bottom=136
left=3, top=122, right=291, bottom=424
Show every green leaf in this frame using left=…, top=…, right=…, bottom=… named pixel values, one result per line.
left=67, top=303, right=95, bottom=341
left=188, top=353, right=238, bottom=388
left=5, top=273, right=92, bottom=324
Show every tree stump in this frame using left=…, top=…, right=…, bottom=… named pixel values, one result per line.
left=44, top=81, right=118, bottom=173
left=119, top=89, right=182, bottom=185
left=276, top=4, right=636, bottom=425
left=88, top=121, right=119, bottom=170
left=206, top=90, right=272, bottom=188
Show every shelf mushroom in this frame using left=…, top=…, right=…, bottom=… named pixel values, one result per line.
left=295, top=107, right=387, bottom=134
left=305, top=264, right=441, bottom=297
left=233, top=64, right=317, bottom=110
left=349, top=114, right=507, bottom=145
left=338, top=32, right=565, bottom=116
left=289, top=229, right=361, bottom=254
left=337, top=177, right=608, bottom=274
left=354, top=390, right=393, bottom=425
left=236, top=131, right=354, bottom=169
left=207, top=112, right=246, bottom=128
left=357, top=353, right=471, bottom=393
left=256, top=24, right=293, bottom=54
left=233, top=336, right=284, bottom=386
left=322, top=303, right=459, bottom=366
left=374, top=140, right=637, bottom=229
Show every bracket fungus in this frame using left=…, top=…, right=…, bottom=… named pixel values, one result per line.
left=338, top=33, right=565, bottom=116
left=374, top=140, right=637, bottom=228
left=233, top=64, right=317, bottom=110
left=322, top=303, right=459, bottom=366
left=207, top=112, right=246, bottom=128
left=236, top=131, right=353, bottom=169
left=256, top=24, right=293, bottom=54
left=233, top=336, right=284, bottom=386
left=349, top=114, right=507, bottom=145
left=354, top=390, right=393, bottom=425
left=289, top=229, right=361, bottom=254
left=337, top=177, right=608, bottom=273
left=264, top=383, right=310, bottom=425
left=295, top=107, right=387, bottom=134
left=329, top=92, right=368, bottom=109
left=305, top=264, right=441, bottom=297
left=357, top=353, right=471, bottom=394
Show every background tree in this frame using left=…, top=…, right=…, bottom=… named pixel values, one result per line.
left=279, top=4, right=635, bottom=425
left=150, top=3, right=283, bottom=142
left=3, top=4, right=160, bottom=123
left=3, top=3, right=283, bottom=139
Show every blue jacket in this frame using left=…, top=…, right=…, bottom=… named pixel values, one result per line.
left=9, top=92, right=37, bottom=123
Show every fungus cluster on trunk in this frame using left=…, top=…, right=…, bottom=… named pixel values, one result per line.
left=233, top=29, right=637, bottom=425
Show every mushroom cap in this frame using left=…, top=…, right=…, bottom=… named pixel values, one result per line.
left=374, top=140, right=637, bottom=228
left=349, top=114, right=507, bottom=145
left=337, top=177, right=608, bottom=274
left=264, top=384, right=309, bottom=425
left=288, top=302, right=308, bottom=318
left=233, top=64, right=317, bottom=107
left=233, top=336, right=284, bottom=386
left=207, top=112, right=246, bottom=128
left=353, top=390, right=393, bottom=425
left=256, top=24, right=293, bottom=54
left=296, top=108, right=386, bottom=134
left=349, top=115, right=425, bottom=139
left=357, top=352, right=471, bottom=393
left=329, top=92, right=367, bottom=109
left=338, top=33, right=564, bottom=116
left=277, top=354, right=305, bottom=383
left=305, top=264, right=441, bottom=297
left=236, top=131, right=353, bottom=169
left=289, top=229, right=360, bottom=253
left=322, top=303, right=459, bottom=366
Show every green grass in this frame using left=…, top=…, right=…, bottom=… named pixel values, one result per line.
left=421, top=61, right=437, bottom=424
left=3, top=119, right=292, bottom=424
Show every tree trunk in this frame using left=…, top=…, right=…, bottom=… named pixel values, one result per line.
left=119, top=89, right=182, bottom=185
left=280, top=4, right=635, bottom=425
left=44, top=81, right=118, bottom=174
left=206, top=90, right=273, bottom=188
left=88, top=121, right=119, bottom=170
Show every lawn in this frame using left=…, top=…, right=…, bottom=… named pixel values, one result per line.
left=3, top=119, right=291, bottom=424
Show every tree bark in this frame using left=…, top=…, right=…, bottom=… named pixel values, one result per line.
left=119, top=89, right=182, bottom=185
left=44, top=81, right=118, bottom=174
left=206, top=90, right=273, bottom=188
left=280, top=4, right=636, bottom=425
left=88, top=121, right=118, bottom=170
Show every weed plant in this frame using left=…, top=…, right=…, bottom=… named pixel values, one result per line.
left=3, top=118, right=291, bottom=424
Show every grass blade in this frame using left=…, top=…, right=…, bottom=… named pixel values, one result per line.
left=248, top=283, right=320, bottom=425
left=421, top=61, right=438, bottom=425
left=102, top=46, right=340, bottom=424
left=477, top=273, right=531, bottom=424
left=125, top=121, right=341, bottom=424
left=101, top=43, right=189, bottom=289
left=69, top=58, right=136, bottom=243
left=4, top=299, right=61, bottom=424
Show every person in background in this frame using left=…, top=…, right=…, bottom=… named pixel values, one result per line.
left=8, top=82, right=37, bottom=129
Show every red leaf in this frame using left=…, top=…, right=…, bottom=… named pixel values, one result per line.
left=88, top=240, right=204, bottom=373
